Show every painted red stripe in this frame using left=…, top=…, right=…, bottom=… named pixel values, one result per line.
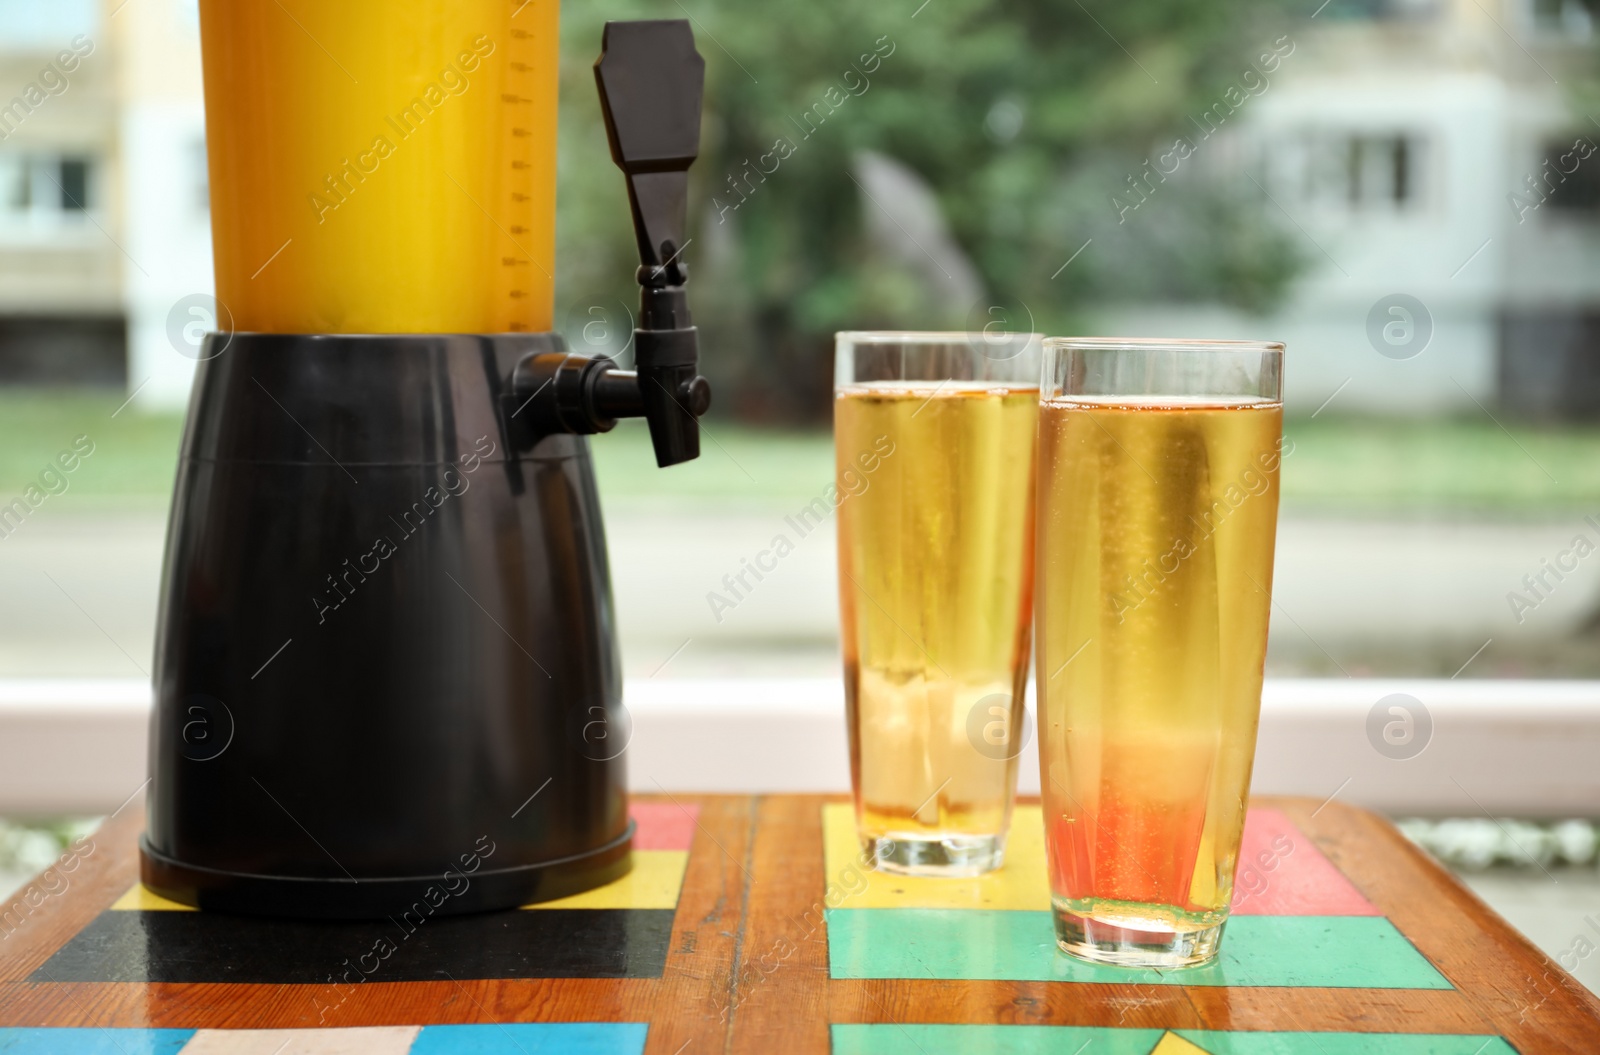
left=1231, top=807, right=1380, bottom=916
left=630, top=802, right=698, bottom=851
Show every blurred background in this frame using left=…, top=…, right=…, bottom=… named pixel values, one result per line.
left=2, top=0, right=1600, bottom=988
left=4, top=0, right=1600, bottom=681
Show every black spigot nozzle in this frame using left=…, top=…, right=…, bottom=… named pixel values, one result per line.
left=595, top=19, right=709, bottom=468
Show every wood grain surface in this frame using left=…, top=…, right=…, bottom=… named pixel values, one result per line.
left=0, top=795, right=1595, bottom=1054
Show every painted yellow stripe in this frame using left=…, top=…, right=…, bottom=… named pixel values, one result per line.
left=522, top=850, right=687, bottom=910
left=822, top=802, right=1050, bottom=910
left=1151, top=1031, right=1215, bottom=1055
left=112, top=850, right=689, bottom=913
left=112, top=885, right=195, bottom=911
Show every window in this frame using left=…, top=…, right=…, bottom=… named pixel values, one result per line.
left=57, top=158, right=87, bottom=211
left=1542, top=138, right=1600, bottom=213
left=1270, top=132, right=1425, bottom=212
left=0, top=153, right=94, bottom=227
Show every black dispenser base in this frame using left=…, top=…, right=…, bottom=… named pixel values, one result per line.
left=144, top=333, right=636, bottom=919
left=139, top=824, right=632, bottom=920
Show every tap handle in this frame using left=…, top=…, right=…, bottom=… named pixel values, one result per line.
left=594, top=19, right=709, bottom=467
left=594, top=19, right=704, bottom=277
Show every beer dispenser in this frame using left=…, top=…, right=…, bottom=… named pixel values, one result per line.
left=142, top=4, right=709, bottom=917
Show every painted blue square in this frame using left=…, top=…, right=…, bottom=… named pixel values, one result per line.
left=0, top=1028, right=194, bottom=1054
left=412, top=1023, right=648, bottom=1055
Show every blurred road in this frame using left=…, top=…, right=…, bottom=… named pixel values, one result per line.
left=2, top=507, right=1598, bottom=679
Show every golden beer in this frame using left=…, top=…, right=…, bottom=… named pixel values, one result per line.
left=836, top=383, right=1037, bottom=873
left=1037, top=394, right=1283, bottom=962
left=199, top=0, right=559, bottom=334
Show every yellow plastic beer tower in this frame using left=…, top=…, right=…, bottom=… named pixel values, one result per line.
left=198, top=0, right=559, bottom=334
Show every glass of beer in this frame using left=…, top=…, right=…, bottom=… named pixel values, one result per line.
left=1036, top=337, right=1284, bottom=967
left=835, top=331, right=1041, bottom=876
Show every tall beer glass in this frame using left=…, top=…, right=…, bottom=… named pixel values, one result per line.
left=835, top=332, right=1040, bottom=876
left=1036, top=338, right=1284, bottom=966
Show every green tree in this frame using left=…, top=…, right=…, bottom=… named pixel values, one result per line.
left=556, top=0, right=1304, bottom=423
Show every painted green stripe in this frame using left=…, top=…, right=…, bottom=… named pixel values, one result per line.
left=825, top=910, right=1452, bottom=989
left=831, top=1025, right=1515, bottom=1055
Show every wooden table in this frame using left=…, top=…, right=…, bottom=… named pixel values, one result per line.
left=1, top=795, right=1597, bottom=1053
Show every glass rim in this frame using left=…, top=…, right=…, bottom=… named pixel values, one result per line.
left=836, top=379, right=1041, bottom=391
left=836, top=330, right=1044, bottom=345
left=1042, top=336, right=1284, bottom=354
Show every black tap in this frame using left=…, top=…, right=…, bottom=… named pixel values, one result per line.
left=512, top=19, right=710, bottom=467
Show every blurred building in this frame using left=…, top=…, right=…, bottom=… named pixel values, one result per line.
left=0, top=0, right=206, bottom=406
left=2, top=0, right=1598, bottom=413
left=1093, top=0, right=1600, bottom=417
left=0, top=0, right=121, bottom=387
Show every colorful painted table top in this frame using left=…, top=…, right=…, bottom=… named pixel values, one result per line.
left=0, top=796, right=1596, bottom=1053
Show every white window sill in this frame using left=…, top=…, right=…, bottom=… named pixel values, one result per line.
left=0, top=678, right=1595, bottom=817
